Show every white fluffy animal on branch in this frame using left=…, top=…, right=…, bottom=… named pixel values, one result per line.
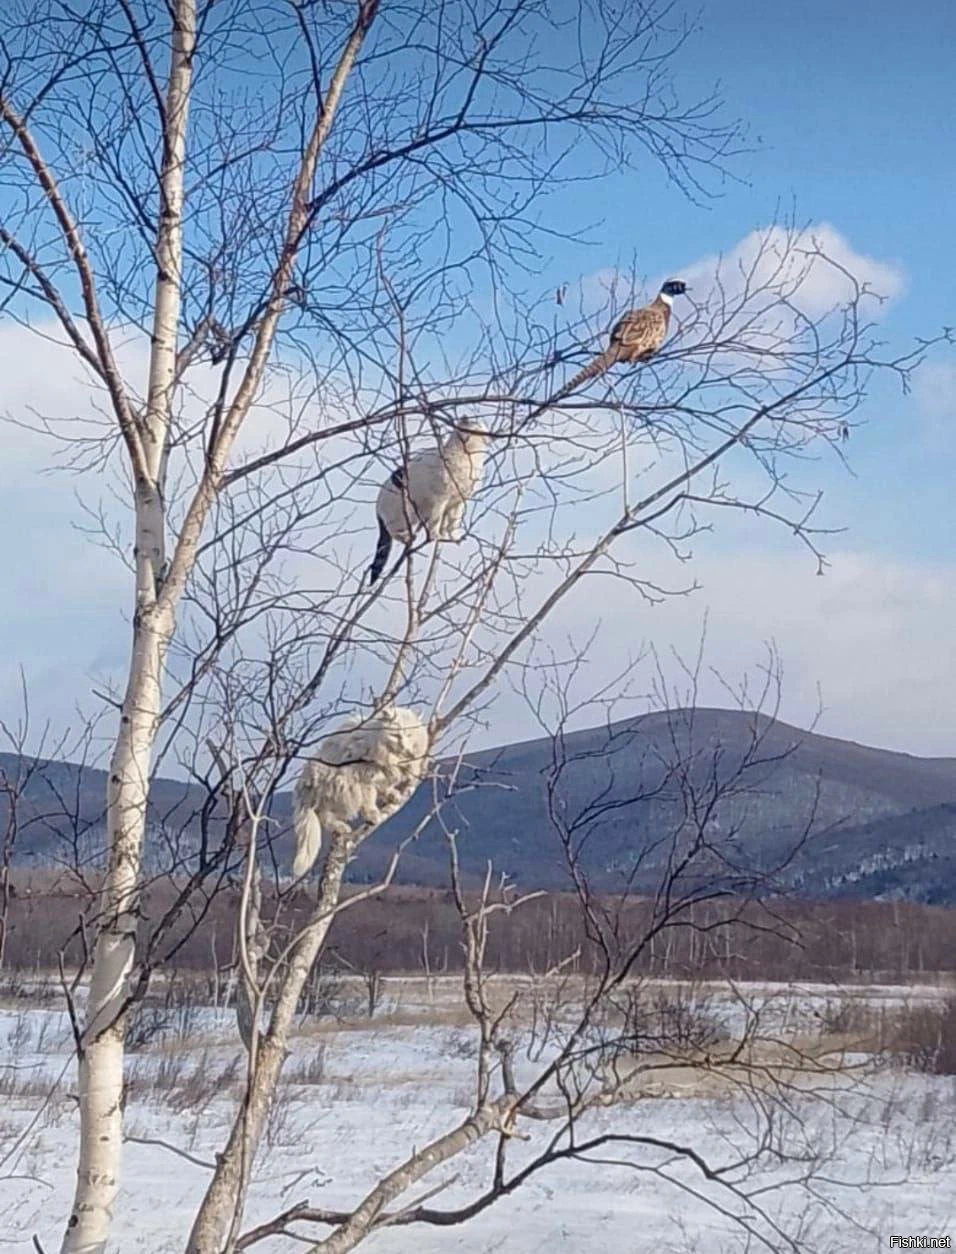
left=291, top=703, right=430, bottom=878
left=367, top=422, right=489, bottom=584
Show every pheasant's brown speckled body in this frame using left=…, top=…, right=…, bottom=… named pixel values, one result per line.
left=564, top=279, right=686, bottom=394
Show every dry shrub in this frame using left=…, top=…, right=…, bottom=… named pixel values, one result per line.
left=169, top=1052, right=241, bottom=1113
left=888, top=997, right=956, bottom=1075
left=815, top=996, right=882, bottom=1039
left=125, top=978, right=205, bottom=1052
left=127, top=1005, right=177, bottom=1052
left=0, top=1062, right=55, bottom=1100
left=287, top=1043, right=327, bottom=1086
left=649, top=986, right=724, bottom=1053
left=263, top=1085, right=298, bottom=1149
left=816, top=994, right=956, bottom=1075
left=127, top=1048, right=241, bottom=1111
left=0, top=973, right=59, bottom=1007
left=602, top=982, right=725, bottom=1063
left=296, top=965, right=366, bottom=1020
left=444, top=1028, right=478, bottom=1059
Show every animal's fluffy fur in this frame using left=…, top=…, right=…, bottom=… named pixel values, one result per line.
left=291, top=704, right=430, bottom=878
left=368, top=424, right=489, bottom=584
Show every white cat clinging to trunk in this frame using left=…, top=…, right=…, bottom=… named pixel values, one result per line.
left=291, top=703, right=430, bottom=878
left=367, top=422, right=489, bottom=585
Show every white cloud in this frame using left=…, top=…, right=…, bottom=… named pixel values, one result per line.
left=677, top=222, right=905, bottom=318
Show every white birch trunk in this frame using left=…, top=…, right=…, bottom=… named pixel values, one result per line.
left=308, top=1103, right=509, bottom=1254
left=185, top=843, right=353, bottom=1253
left=60, top=5, right=195, bottom=1250
left=61, top=618, right=169, bottom=1253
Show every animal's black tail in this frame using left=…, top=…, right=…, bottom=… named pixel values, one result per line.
left=367, top=515, right=393, bottom=585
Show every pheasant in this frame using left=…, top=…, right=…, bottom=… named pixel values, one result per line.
left=564, top=278, right=688, bottom=394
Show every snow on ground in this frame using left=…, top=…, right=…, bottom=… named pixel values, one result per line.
left=1, top=978, right=955, bottom=1252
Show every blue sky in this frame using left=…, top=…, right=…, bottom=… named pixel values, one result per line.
left=534, top=0, right=955, bottom=563
left=479, top=0, right=955, bottom=757
left=1, top=0, right=954, bottom=758
left=706, top=0, right=956, bottom=566
left=564, top=0, right=953, bottom=319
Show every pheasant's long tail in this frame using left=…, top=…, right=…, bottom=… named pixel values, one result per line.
left=563, top=348, right=616, bottom=396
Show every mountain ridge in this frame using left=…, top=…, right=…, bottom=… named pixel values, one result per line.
left=3, top=707, right=955, bottom=902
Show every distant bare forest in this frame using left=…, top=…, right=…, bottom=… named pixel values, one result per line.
left=4, top=870, right=953, bottom=986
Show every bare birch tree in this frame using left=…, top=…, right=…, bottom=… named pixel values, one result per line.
left=0, top=1, right=942, bottom=1251
left=197, top=646, right=873, bottom=1254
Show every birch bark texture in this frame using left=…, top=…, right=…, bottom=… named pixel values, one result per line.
left=61, top=4, right=196, bottom=1249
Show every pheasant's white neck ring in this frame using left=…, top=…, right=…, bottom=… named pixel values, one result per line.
left=658, top=289, right=674, bottom=308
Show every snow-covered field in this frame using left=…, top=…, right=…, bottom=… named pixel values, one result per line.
left=2, top=977, right=955, bottom=1252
